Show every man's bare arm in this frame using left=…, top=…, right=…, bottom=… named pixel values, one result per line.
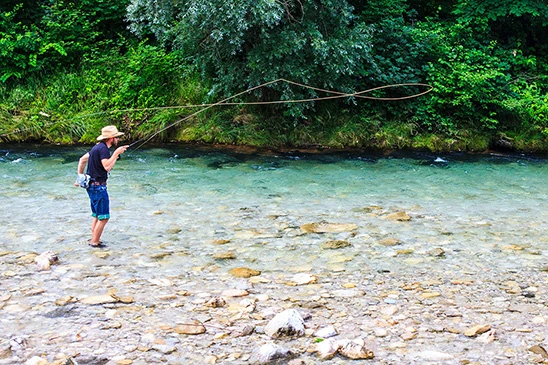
left=101, top=146, right=128, bottom=172
left=77, top=153, right=89, bottom=174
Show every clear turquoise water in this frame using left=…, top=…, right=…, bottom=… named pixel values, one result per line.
left=1, top=144, right=547, bottom=277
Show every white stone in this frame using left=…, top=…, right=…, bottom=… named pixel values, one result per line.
left=332, top=289, right=365, bottom=298
left=25, top=357, right=48, bottom=365
left=418, top=350, right=454, bottom=361
left=255, top=343, right=292, bottom=364
left=338, top=338, right=374, bottom=360
left=314, top=325, right=338, bottom=339
left=381, top=305, right=399, bottom=316
left=375, top=328, right=389, bottom=337
left=255, top=294, right=270, bottom=302
left=34, top=251, right=58, bottom=271
left=291, top=273, right=318, bottom=285
left=264, top=309, right=305, bottom=338
left=222, top=289, right=249, bottom=297
left=316, top=338, right=340, bottom=360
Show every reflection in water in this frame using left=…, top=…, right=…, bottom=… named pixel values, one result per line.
left=1, top=144, right=547, bottom=277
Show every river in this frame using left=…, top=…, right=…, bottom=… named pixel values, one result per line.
left=1, top=144, right=547, bottom=364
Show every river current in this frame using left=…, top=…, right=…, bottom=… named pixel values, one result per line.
left=1, top=144, right=547, bottom=274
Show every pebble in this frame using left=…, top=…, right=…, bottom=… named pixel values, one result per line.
left=464, top=324, right=491, bottom=337
left=375, top=328, right=389, bottom=337
left=290, top=273, right=318, bottom=285
left=314, top=325, right=338, bottom=339
left=174, top=321, right=206, bottom=335
left=418, top=350, right=454, bottom=361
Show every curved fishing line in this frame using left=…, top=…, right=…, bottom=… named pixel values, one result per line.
left=0, top=79, right=432, bottom=141
left=127, top=79, right=433, bottom=153
left=127, top=78, right=285, bottom=152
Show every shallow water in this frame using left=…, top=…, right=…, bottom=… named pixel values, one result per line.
left=2, top=144, right=548, bottom=364
left=1, top=144, right=547, bottom=277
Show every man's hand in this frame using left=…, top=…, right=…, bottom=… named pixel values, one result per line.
left=115, top=145, right=129, bottom=156
left=103, top=145, right=129, bottom=172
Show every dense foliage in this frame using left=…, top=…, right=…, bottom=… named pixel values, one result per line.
left=1, top=0, right=547, bottom=151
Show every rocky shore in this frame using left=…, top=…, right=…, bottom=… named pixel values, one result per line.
left=1, top=213, right=548, bottom=365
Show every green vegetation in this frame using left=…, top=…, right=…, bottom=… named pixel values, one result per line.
left=1, top=0, right=547, bottom=152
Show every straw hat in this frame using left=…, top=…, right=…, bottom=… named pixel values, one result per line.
left=97, top=125, right=124, bottom=141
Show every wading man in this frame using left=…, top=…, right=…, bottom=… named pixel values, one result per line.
left=75, top=126, right=128, bottom=247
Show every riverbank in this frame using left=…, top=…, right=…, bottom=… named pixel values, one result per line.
left=2, top=239, right=547, bottom=365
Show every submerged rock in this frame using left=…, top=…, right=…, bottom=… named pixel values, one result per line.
left=301, top=221, right=358, bottom=233
left=229, top=267, right=261, bottom=278
left=213, top=251, right=236, bottom=260
left=378, top=238, right=401, bottom=246
left=34, top=251, right=59, bottom=270
left=320, top=240, right=351, bottom=250
left=384, top=212, right=411, bottom=221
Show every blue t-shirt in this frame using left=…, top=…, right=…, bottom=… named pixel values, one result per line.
left=86, top=142, right=111, bottom=183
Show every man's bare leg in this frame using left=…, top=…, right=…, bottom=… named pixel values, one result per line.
left=90, top=218, right=109, bottom=245
left=91, top=217, right=98, bottom=236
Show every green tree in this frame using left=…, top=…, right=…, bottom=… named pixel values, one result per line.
left=454, top=0, right=548, bottom=57
left=0, top=5, right=65, bottom=82
left=0, top=0, right=132, bottom=82
left=127, top=0, right=375, bottom=117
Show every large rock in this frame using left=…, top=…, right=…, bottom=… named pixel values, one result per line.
left=264, top=309, right=305, bottom=338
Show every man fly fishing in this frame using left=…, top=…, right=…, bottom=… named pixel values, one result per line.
left=75, top=125, right=128, bottom=247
